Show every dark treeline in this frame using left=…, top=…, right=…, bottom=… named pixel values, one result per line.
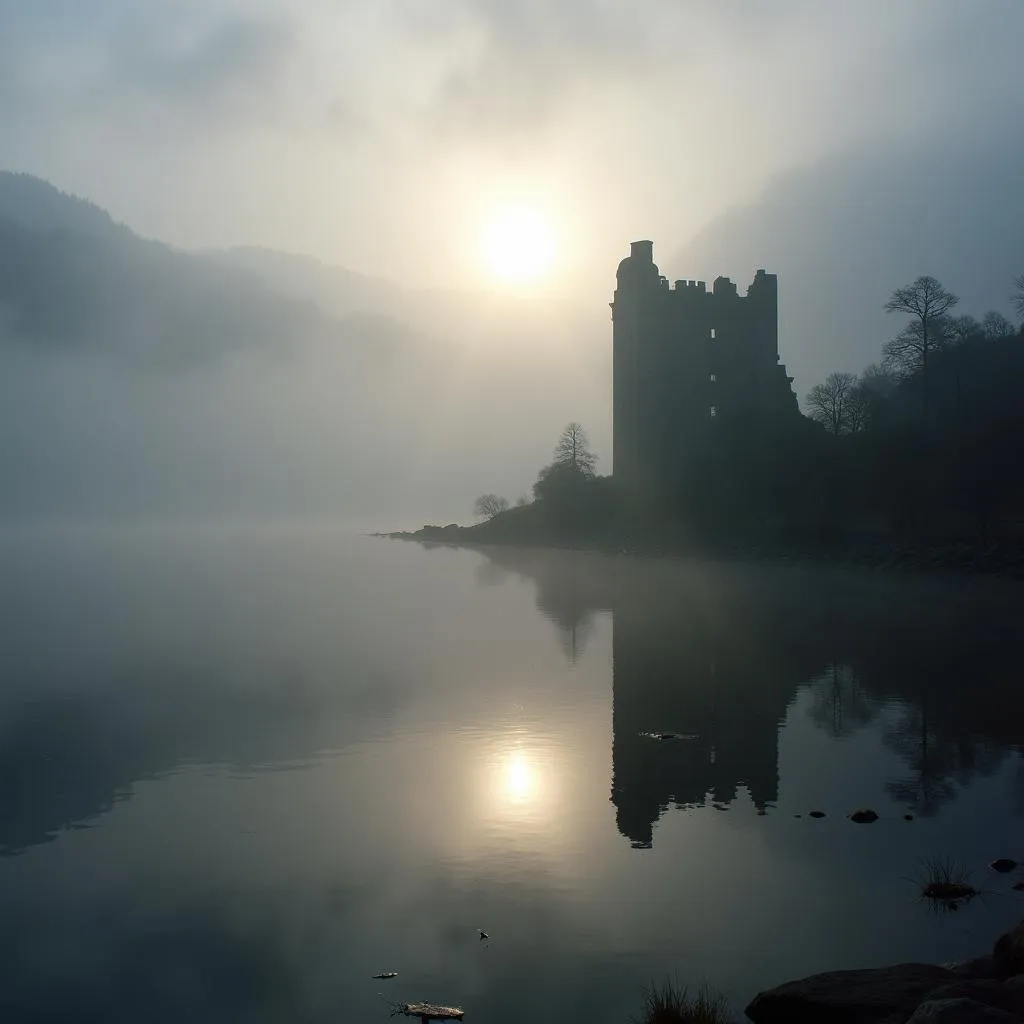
left=799, top=274, right=1024, bottom=547
left=412, top=273, right=1024, bottom=571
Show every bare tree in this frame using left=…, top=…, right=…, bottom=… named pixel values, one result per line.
left=1012, top=274, right=1024, bottom=323
left=805, top=371, right=857, bottom=434
left=947, top=314, right=981, bottom=345
left=982, top=310, right=1015, bottom=340
left=882, top=321, right=933, bottom=382
left=884, top=277, right=958, bottom=408
left=553, top=422, right=597, bottom=476
left=845, top=382, right=870, bottom=434
left=473, top=494, right=509, bottom=520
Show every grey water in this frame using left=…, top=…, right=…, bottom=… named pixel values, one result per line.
left=1, top=525, right=1023, bottom=1023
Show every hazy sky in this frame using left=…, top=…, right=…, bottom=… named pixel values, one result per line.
left=3, top=0, right=1022, bottom=293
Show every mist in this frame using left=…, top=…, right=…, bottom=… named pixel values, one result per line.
left=1, top=2, right=1022, bottom=529
left=0, top=176, right=612, bottom=526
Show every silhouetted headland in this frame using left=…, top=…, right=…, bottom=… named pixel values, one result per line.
left=385, top=242, right=1024, bottom=579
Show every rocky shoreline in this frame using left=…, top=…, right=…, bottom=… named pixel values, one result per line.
left=744, top=919, right=1024, bottom=1022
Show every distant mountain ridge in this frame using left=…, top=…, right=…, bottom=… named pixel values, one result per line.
left=0, top=171, right=132, bottom=240
left=0, top=170, right=425, bottom=362
left=0, top=171, right=535, bottom=362
left=197, top=244, right=402, bottom=323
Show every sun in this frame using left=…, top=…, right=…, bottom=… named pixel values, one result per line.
left=482, top=205, right=556, bottom=284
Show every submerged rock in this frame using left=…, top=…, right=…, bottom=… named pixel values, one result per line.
left=990, top=859, right=1018, bottom=874
left=745, top=963, right=953, bottom=1023
left=849, top=808, right=879, bottom=823
left=809, top=810, right=826, bottom=819
left=905, top=814, right=915, bottom=821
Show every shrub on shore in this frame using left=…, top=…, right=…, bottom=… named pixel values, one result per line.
left=632, top=981, right=733, bottom=1024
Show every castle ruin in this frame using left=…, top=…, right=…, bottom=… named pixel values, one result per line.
left=611, top=240, right=798, bottom=494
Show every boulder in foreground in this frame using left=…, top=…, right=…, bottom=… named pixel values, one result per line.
left=906, top=997, right=1022, bottom=1023
left=745, top=963, right=952, bottom=1023
left=994, top=920, right=1024, bottom=979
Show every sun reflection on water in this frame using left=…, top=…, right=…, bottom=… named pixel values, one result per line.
left=502, top=749, right=540, bottom=805
left=479, top=738, right=561, bottom=831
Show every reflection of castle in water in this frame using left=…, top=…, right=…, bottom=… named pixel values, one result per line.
left=477, top=547, right=1024, bottom=847
left=613, top=607, right=788, bottom=846
left=610, top=565, right=837, bottom=846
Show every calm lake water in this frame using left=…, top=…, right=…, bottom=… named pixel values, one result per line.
left=1, top=525, right=1023, bottom=1023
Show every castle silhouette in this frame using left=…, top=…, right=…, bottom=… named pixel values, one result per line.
left=611, top=240, right=799, bottom=492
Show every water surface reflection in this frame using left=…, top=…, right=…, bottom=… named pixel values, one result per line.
left=1, top=528, right=1022, bottom=1023
left=481, top=546, right=1023, bottom=844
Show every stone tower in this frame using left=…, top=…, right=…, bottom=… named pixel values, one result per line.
left=610, top=240, right=797, bottom=493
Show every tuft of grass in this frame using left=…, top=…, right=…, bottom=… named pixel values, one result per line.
left=632, top=980, right=734, bottom=1024
left=910, top=855, right=978, bottom=909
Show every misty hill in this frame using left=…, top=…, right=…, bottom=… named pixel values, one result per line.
left=197, top=246, right=399, bottom=322
left=0, top=171, right=132, bottom=241
left=671, top=136, right=1024, bottom=392
left=0, top=172, right=608, bottom=523
left=0, top=171, right=432, bottom=365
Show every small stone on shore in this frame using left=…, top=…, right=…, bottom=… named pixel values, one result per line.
left=990, top=859, right=1018, bottom=874
left=809, top=810, right=826, bottom=818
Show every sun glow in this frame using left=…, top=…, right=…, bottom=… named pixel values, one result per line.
left=482, top=206, right=556, bottom=284
left=501, top=750, right=540, bottom=805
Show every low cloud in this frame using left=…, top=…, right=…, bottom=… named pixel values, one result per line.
left=105, top=15, right=300, bottom=117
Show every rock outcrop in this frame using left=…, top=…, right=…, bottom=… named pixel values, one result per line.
left=995, top=921, right=1024, bottom=978
left=906, top=998, right=1021, bottom=1023
left=746, top=920, right=1024, bottom=1022
left=745, top=963, right=953, bottom=1023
